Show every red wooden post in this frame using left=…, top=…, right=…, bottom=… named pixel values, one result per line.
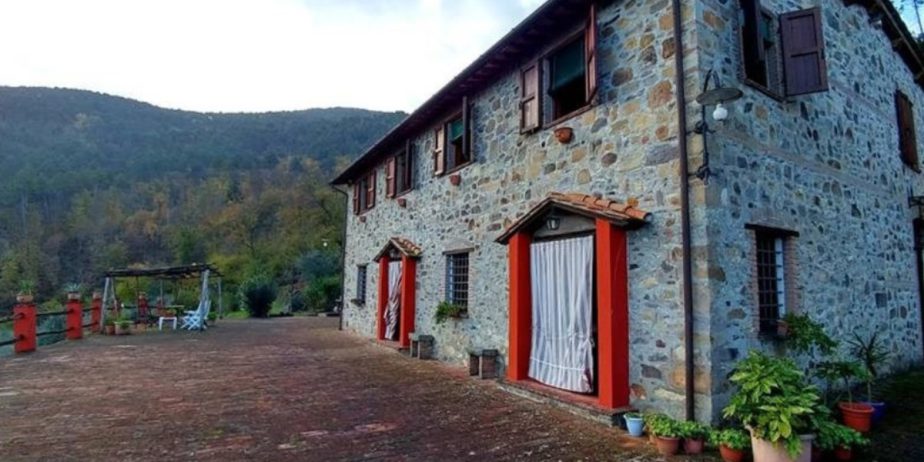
left=398, top=256, right=416, bottom=348
left=376, top=258, right=389, bottom=340
left=507, top=232, right=532, bottom=381
left=13, top=302, right=37, bottom=353
left=137, top=294, right=149, bottom=323
left=595, top=219, right=630, bottom=409
left=65, top=299, right=83, bottom=340
left=90, top=293, right=102, bottom=333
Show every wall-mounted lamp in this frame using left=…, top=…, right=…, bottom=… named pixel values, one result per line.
left=909, top=194, right=924, bottom=220
left=546, top=212, right=561, bottom=231
left=692, top=69, right=743, bottom=184
left=869, top=11, right=883, bottom=29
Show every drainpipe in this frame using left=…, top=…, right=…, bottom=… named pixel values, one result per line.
left=332, top=184, right=349, bottom=331
left=671, top=0, right=696, bottom=422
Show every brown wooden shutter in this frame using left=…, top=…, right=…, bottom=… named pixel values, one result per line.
left=585, top=3, right=598, bottom=101
left=433, top=127, right=445, bottom=175
left=780, top=7, right=828, bottom=96
left=896, top=90, right=920, bottom=170
left=405, top=139, right=414, bottom=191
left=520, top=62, right=541, bottom=132
left=740, top=0, right=766, bottom=85
left=352, top=183, right=360, bottom=215
left=385, top=157, right=396, bottom=198
left=462, top=96, right=471, bottom=163
left=366, top=173, right=376, bottom=209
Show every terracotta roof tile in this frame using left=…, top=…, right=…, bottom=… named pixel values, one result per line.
left=374, top=237, right=423, bottom=261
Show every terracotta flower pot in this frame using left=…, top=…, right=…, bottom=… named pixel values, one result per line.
left=839, top=402, right=874, bottom=433
left=449, top=174, right=462, bottom=186
left=720, top=445, right=746, bottom=462
left=67, top=293, right=80, bottom=301
left=684, top=438, right=705, bottom=454
left=655, top=436, right=680, bottom=456
left=833, top=446, right=853, bottom=461
left=105, top=325, right=115, bottom=335
left=554, top=126, right=574, bottom=143
left=114, top=324, right=131, bottom=336
left=16, top=294, right=34, bottom=304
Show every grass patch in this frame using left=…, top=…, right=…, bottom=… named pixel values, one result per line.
left=223, top=310, right=250, bottom=320
left=856, top=367, right=924, bottom=461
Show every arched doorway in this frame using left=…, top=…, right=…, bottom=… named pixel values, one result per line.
left=374, top=238, right=421, bottom=348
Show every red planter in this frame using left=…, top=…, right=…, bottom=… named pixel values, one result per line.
left=683, top=438, right=704, bottom=454
left=719, top=445, right=746, bottom=462
left=839, top=402, right=874, bottom=433
left=449, top=174, right=462, bottom=186
left=655, top=436, right=680, bottom=456
left=834, top=446, right=853, bottom=461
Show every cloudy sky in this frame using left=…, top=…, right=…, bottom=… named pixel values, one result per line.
left=0, top=0, right=545, bottom=113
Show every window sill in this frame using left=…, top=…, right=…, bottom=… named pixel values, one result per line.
left=349, top=298, right=365, bottom=307
left=743, top=79, right=786, bottom=102
left=443, top=161, right=474, bottom=176
left=547, top=104, right=595, bottom=129
left=394, top=188, right=413, bottom=199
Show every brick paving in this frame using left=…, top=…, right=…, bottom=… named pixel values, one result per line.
left=0, top=318, right=697, bottom=461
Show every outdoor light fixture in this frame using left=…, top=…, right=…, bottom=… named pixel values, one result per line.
left=869, top=12, right=883, bottom=29
left=546, top=213, right=562, bottom=231
left=909, top=194, right=924, bottom=219
left=692, top=68, right=743, bottom=184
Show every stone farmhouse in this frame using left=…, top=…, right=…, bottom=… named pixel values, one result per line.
left=331, top=0, right=924, bottom=422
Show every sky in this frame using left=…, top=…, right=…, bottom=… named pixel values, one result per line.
left=0, top=0, right=545, bottom=113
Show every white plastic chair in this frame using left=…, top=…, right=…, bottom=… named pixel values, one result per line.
left=181, top=300, right=211, bottom=331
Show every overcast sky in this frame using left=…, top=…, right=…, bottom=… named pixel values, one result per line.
left=0, top=0, right=545, bottom=113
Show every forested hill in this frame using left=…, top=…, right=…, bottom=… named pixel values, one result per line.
left=0, top=87, right=405, bottom=309
left=0, top=87, right=405, bottom=203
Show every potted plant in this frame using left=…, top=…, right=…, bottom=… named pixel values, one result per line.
left=643, top=412, right=665, bottom=444
left=648, top=415, right=682, bottom=456
left=723, top=351, right=821, bottom=462
left=780, top=313, right=837, bottom=354
left=817, top=360, right=874, bottom=433
left=815, top=420, right=868, bottom=461
left=711, top=428, right=751, bottom=462
left=114, top=317, right=132, bottom=335
left=104, top=317, right=116, bottom=335
left=434, top=301, right=466, bottom=324
left=847, top=332, right=890, bottom=423
left=65, top=283, right=81, bottom=301
left=678, top=420, right=709, bottom=454
left=623, top=412, right=645, bottom=437
left=17, top=280, right=35, bottom=304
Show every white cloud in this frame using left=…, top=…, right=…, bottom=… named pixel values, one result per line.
left=0, top=0, right=542, bottom=113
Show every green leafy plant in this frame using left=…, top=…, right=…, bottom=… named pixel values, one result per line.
left=781, top=312, right=837, bottom=354
left=677, top=421, right=709, bottom=440
left=709, top=428, right=751, bottom=450
left=64, top=283, right=81, bottom=293
left=723, top=351, right=821, bottom=459
left=434, top=301, right=466, bottom=324
left=238, top=275, right=278, bottom=318
left=647, top=414, right=682, bottom=438
left=18, top=280, right=35, bottom=296
left=814, top=420, right=868, bottom=451
left=816, top=360, right=870, bottom=404
left=847, top=332, right=890, bottom=402
left=624, top=412, right=643, bottom=419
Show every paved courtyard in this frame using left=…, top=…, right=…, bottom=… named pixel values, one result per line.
left=0, top=317, right=688, bottom=461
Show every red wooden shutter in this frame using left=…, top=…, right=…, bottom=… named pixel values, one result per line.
left=462, top=96, right=471, bottom=163
left=520, top=62, right=541, bottom=132
left=896, top=90, right=919, bottom=170
left=433, top=127, right=445, bottom=175
left=405, top=139, right=414, bottom=191
left=585, top=3, right=598, bottom=101
left=740, top=0, right=766, bottom=85
left=352, top=183, right=360, bottom=215
left=385, top=157, right=396, bottom=198
left=780, top=7, right=828, bottom=96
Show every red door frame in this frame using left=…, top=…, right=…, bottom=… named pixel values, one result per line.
left=376, top=255, right=417, bottom=348
left=506, top=219, right=630, bottom=409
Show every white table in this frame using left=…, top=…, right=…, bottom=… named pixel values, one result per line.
left=158, top=316, right=178, bottom=330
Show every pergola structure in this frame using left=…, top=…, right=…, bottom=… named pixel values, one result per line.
left=100, top=264, right=223, bottom=329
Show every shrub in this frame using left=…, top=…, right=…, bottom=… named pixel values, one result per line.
left=647, top=414, right=682, bottom=438
left=238, top=275, right=277, bottom=318
left=677, top=421, right=709, bottom=440
left=815, top=420, right=868, bottom=451
left=434, top=301, right=466, bottom=324
left=709, top=428, right=751, bottom=450
left=781, top=312, right=837, bottom=354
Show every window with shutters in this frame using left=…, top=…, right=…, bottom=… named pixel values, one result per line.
left=738, top=1, right=827, bottom=98
left=520, top=62, right=541, bottom=133
left=387, top=144, right=414, bottom=198
left=354, top=172, right=375, bottom=213
left=896, top=90, right=920, bottom=172
left=446, top=252, right=470, bottom=307
left=433, top=98, right=473, bottom=176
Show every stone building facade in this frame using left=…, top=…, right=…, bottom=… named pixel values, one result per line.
left=333, top=0, right=924, bottom=422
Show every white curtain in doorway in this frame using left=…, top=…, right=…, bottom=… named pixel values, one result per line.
left=384, top=260, right=402, bottom=340
left=528, top=235, right=595, bottom=393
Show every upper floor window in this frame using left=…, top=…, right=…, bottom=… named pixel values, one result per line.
left=446, top=252, right=470, bottom=307
left=386, top=140, right=414, bottom=198
left=896, top=90, right=920, bottom=172
left=433, top=97, right=472, bottom=175
left=352, top=172, right=375, bottom=214
left=739, top=1, right=828, bottom=97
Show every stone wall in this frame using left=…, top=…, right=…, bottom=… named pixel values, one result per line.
left=341, top=0, right=707, bottom=419
left=695, top=0, right=924, bottom=417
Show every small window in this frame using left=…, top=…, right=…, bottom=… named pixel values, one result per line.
left=354, top=172, right=375, bottom=213
left=446, top=117, right=468, bottom=169
left=755, top=231, right=787, bottom=334
left=356, top=265, right=367, bottom=304
left=549, top=37, right=588, bottom=119
left=386, top=142, right=414, bottom=198
left=896, top=90, right=920, bottom=171
left=446, top=252, right=470, bottom=307
left=433, top=97, right=472, bottom=175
